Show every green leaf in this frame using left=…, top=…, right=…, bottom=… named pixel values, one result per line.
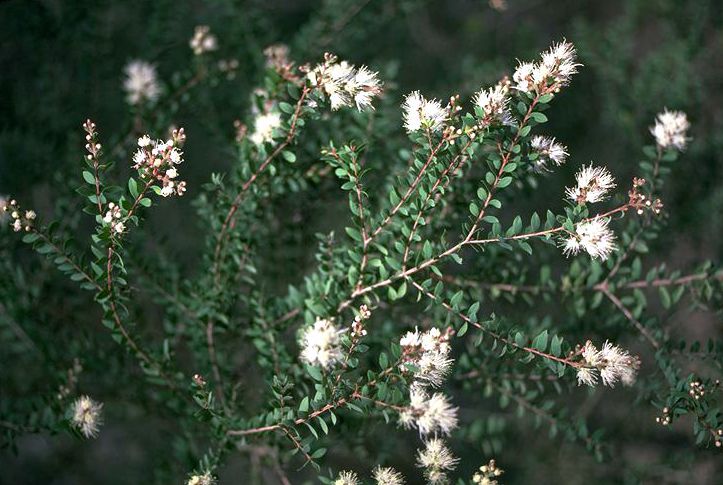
left=82, top=171, right=96, bottom=184
left=531, top=112, right=548, bottom=123
left=282, top=151, right=296, bottom=163
left=532, top=330, right=548, bottom=351
left=299, top=396, right=309, bottom=413
left=458, top=322, right=468, bottom=337
left=306, top=365, right=323, bottom=381
left=498, top=177, right=513, bottom=188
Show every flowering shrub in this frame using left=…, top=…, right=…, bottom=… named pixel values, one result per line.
left=1, top=16, right=721, bottom=485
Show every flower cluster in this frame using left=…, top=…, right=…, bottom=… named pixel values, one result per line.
left=299, top=317, right=345, bottom=369
left=334, top=470, right=360, bottom=485
left=471, top=459, right=504, bottom=485
left=416, top=438, right=459, bottom=485
left=566, top=164, right=616, bottom=204
left=186, top=472, right=216, bottom=485
left=189, top=25, right=217, bottom=56
left=351, top=304, right=371, bottom=338
left=71, top=395, right=103, bottom=439
left=103, top=202, right=124, bottom=234
left=372, top=466, right=405, bottom=485
left=123, top=60, right=161, bottom=106
left=2, top=199, right=36, bottom=233
left=132, top=128, right=187, bottom=197
left=563, top=218, right=616, bottom=261
left=402, top=91, right=449, bottom=133
left=249, top=111, right=282, bottom=145
left=650, top=109, right=690, bottom=151
left=628, top=177, right=663, bottom=216
left=399, top=327, right=454, bottom=387
left=513, top=40, right=580, bottom=94
left=399, top=385, right=458, bottom=436
left=473, top=81, right=513, bottom=127
left=576, top=340, right=640, bottom=387
left=530, top=135, right=568, bottom=170
left=307, top=53, right=383, bottom=111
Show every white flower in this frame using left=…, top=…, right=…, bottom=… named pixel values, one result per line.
left=299, top=318, right=344, bottom=369
left=563, top=218, right=616, bottom=260
left=309, top=54, right=383, bottom=111
left=416, top=438, right=459, bottom=485
left=166, top=168, right=178, bottom=179
left=373, top=466, right=405, bottom=485
left=402, top=91, right=448, bottom=133
left=650, top=109, right=690, bottom=151
left=137, top=135, right=152, bottom=147
left=399, top=386, right=458, bottom=436
left=538, top=40, right=580, bottom=89
left=160, top=184, right=175, bottom=197
left=187, top=472, right=215, bottom=485
left=71, top=395, right=103, bottom=438
left=576, top=340, right=640, bottom=388
left=565, top=164, right=616, bottom=204
left=399, top=326, right=453, bottom=388
left=473, top=84, right=512, bottom=126
left=530, top=135, right=568, bottom=170
left=123, top=60, right=161, bottom=106
left=189, top=25, right=218, bottom=56
left=512, top=61, right=535, bottom=93
left=250, top=112, right=282, bottom=145
left=12, top=219, right=22, bottom=232
left=334, top=470, right=360, bottom=485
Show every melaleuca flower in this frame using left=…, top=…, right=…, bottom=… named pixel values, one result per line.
left=530, top=135, right=568, bottom=170
left=299, top=317, right=344, bottom=369
left=71, top=395, right=103, bottom=438
left=512, top=61, right=535, bottom=93
left=472, top=459, right=504, bottom=485
left=132, top=129, right=187, bottom=198
left=399, top=385, right=458, bottom=436
left=189, top=25, right=218, bottom=56
left=473, top=83, right=513, bottom=126
left=416, top=438, right=459, bottom=485
left=373, top=466, right=405, bottom=485
left=334, top=470, right=361, bottom=485
left=308, top=53, right=383, bottom=111
left=512, top=40, right=580, bottom=94
left=123, top=60, right=161, bottom=106
left=186, top=472, right=215, bottom=485
left=576, top=340, right=640, bottom=387
left=565, top=164, right=616, bottom=204
left=650, top=109, right=690, bottom=151
left=563, top=218, right=616, bottom=260
left=402, top=91, right=448, bottom=133
left=399, top=327, right=454, bottom=387
left=250, top=112, right=282, bottom=145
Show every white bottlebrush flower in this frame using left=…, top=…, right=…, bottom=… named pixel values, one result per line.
left=650, top=109, right=690, bottom=151
left=473, top=83, right=512, bottom=126
left=563, top=218, right=616, bottom=261
left=538, top=40, right=580, bottom=89
left=334, top=470, right=360, bottom=485
left=530, top=135, right=568, bottom=170
left=399, top=326, right=453, bottom=388
left=299, top=318, right=344, bottom=369
left=416, top=438, right=459, bottom=485
left=565, top=164, right=616, bottom=204
left=402, top=91, right=448, bottom=133
left=576, top=340, right=640, bottom=388
left=123, top=60, right=161, bottom=106
left=399, top=385, right=458, bottom=436
left=373, top=466, right=405, bottom=485
left=71, top=395, right=103, bottom=438
left=187, top=472, right=215, bottom=485
left=189, top=25, right=218, bottom=56
left=250, top=112, right=282, bottom=145
left=512, top=61, right=535, bottom=93
left=308, top=54, right=383, bottom=111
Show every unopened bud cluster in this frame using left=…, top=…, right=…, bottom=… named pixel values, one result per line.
left=472, top=459, right=504, bottom=485
left=628, top=178, right=663, bottom=216
left=3, top=199, right=36, bottom=232
left=189, top=25, right=217, bottom=56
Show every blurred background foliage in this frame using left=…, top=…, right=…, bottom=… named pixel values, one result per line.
left=1, top=0, right=721, bottom=483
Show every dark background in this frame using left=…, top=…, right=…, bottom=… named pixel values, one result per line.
left=1, top=0, right=721, bottom=483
